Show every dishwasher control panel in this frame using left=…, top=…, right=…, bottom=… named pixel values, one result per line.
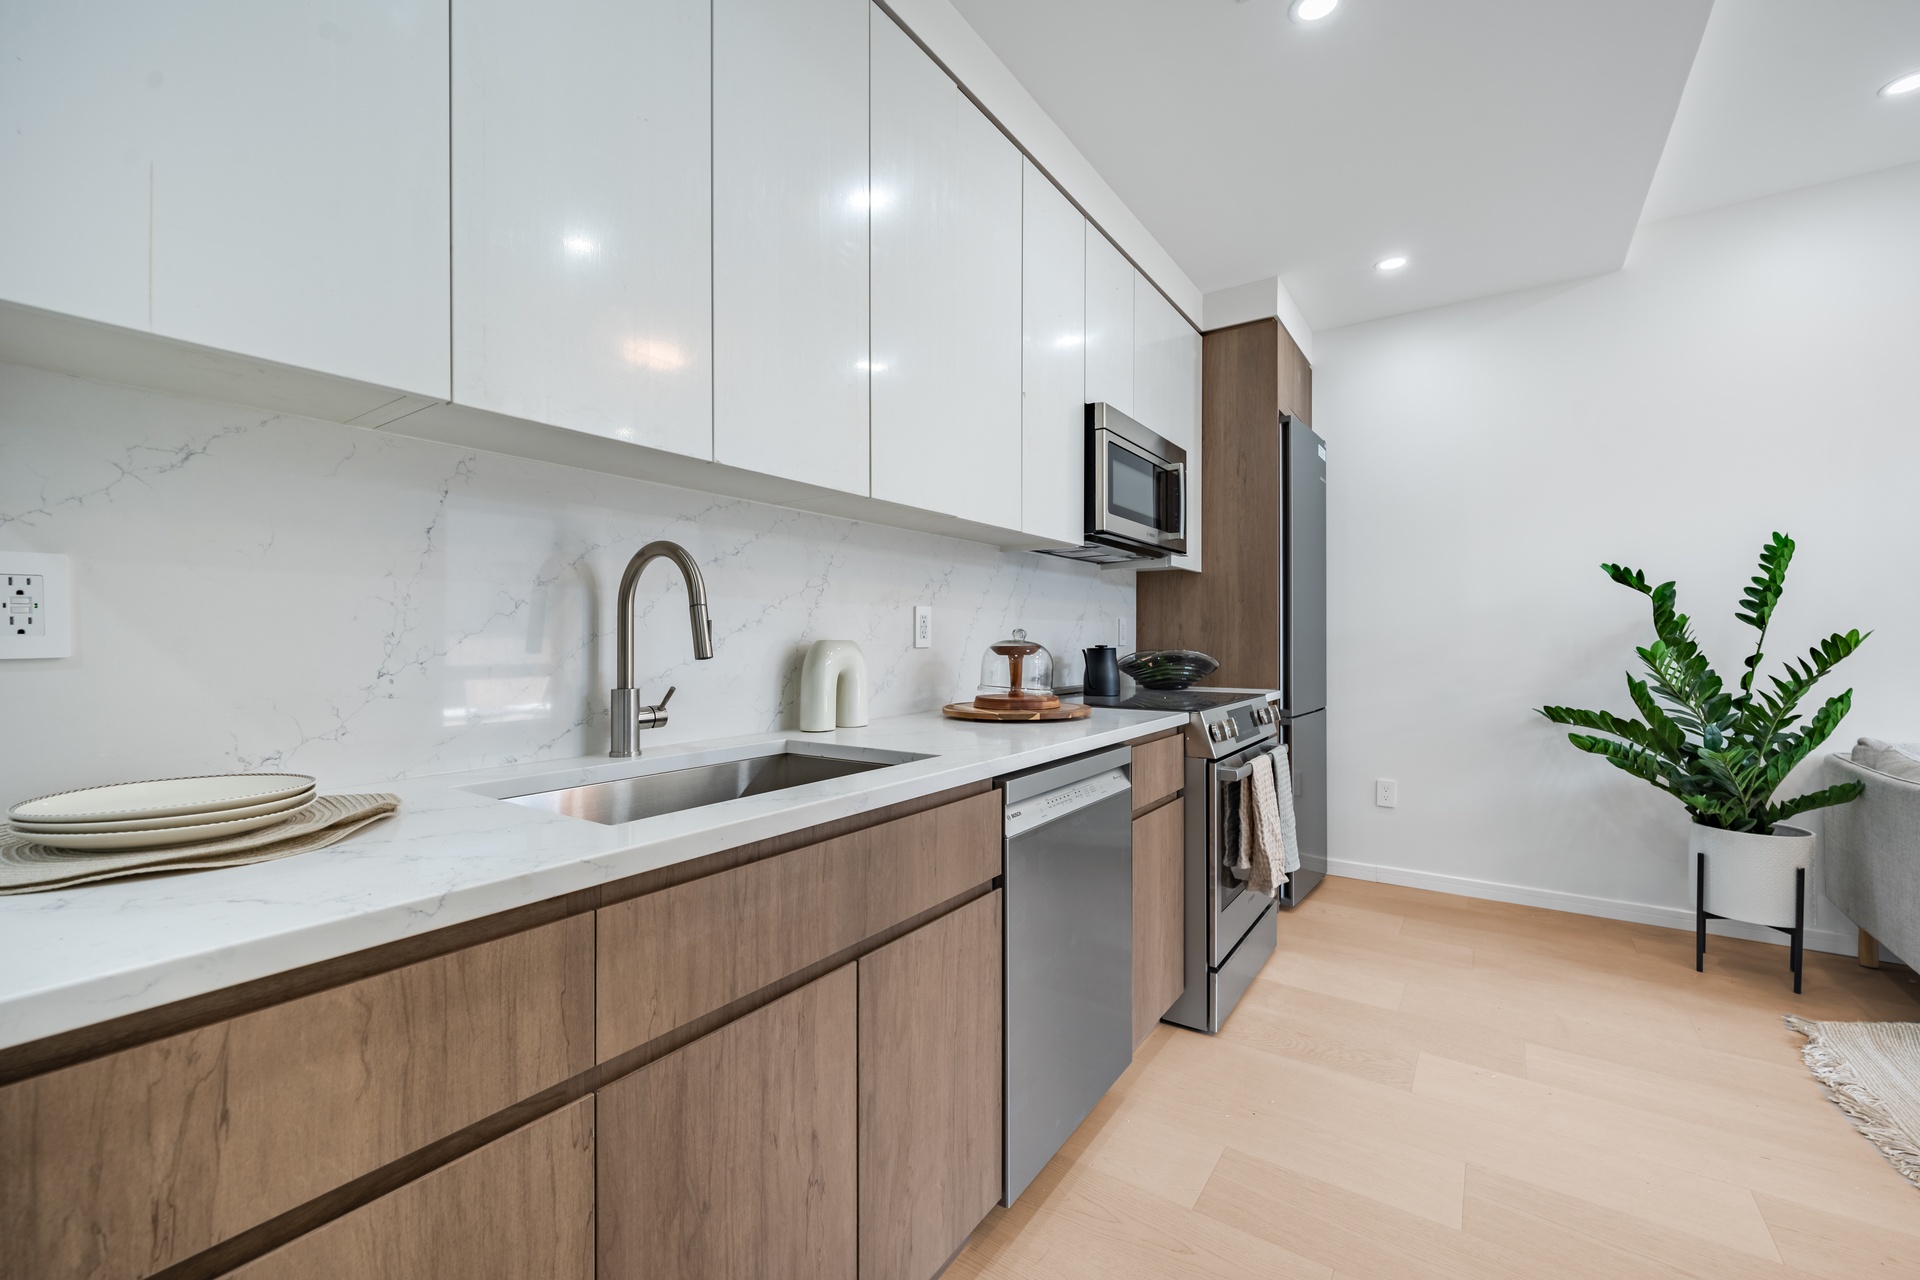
left=1004, top=768, right=1131, bottom=838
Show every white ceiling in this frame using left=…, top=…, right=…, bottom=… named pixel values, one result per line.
left=948, top=0, right=1711, bottom=331
left=1641, top=0, right=1920, bottom=224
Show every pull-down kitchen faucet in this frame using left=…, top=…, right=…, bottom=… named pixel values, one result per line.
left=610, top=540, right=714, bottom=757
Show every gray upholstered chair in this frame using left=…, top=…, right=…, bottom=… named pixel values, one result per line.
left=1822, top=741, right=1920, bottom=968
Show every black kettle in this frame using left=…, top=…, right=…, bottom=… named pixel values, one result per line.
left=1082, top=645, right=1121, bottom=698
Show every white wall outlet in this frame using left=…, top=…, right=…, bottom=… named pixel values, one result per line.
left=1375, top=778, right=1398, bottom=808
left=2, top=552, right=72, bottom=659
left=913, top=604, right=932, bottom=649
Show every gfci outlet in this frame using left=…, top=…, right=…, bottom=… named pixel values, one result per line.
left=913, top=604, right=932, bottom=649
left=1375, top=778, right=1398, bottom=808
left=2, top=552, right=73, bottom=659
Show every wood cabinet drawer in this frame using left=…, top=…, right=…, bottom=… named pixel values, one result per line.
left=223, top=1098, right=595, bottom=1280
left=1132, top=733, right=1185, bottom=813
left=0, top=916, right=593, bottom=1280
left=596, top=789, right=1001, bottom=1061
left=597, top=965, right=858, bottom=1280
left=1133, top=797, right=1186, bottom=1047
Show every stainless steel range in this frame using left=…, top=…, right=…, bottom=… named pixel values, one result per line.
left=1083, top=686, right=1305, bottom=1033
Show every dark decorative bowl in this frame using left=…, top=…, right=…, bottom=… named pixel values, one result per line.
left=1117, top=649, right=1219, bottom=691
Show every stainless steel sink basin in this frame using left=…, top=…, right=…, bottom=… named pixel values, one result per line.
left=497, top=745, right=928, bottom=826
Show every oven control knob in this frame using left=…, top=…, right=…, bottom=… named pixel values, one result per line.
left=1209, top=721, right=1228, bottom=742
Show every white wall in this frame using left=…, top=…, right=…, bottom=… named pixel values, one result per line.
left=1314, top=161, right=1920, bottom=954
left=0, top=363, right=1134, bottom=802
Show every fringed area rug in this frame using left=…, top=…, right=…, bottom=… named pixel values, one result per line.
left=1786, top=1015, right=1920, bottom=1188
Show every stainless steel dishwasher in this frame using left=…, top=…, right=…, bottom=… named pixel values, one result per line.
left=1001, top=745, right=1133, bottom=1205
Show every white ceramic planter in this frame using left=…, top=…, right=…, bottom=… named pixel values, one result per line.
left=1689, top=822, right=1814, bottom=929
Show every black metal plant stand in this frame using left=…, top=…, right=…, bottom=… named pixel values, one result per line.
left=1696, top=851, right=1805, bottom=994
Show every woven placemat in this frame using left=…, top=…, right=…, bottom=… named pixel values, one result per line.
left=0, top=793, right=399, bottom=895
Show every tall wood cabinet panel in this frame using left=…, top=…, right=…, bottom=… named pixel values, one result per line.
left=858, top=891, right=1003, bottom=1280
left=1083, top=233, right=1135, bottom=417
left=1137, top=317, right=1312, bottom=685
left=713, top=0, right=871, bottom=495
left=1132, top=799, right=1186, bottom=1047
left=0, top=916, right=593, bottom=1280
left=453, top=0, right=711, bottom=459
left=1020, top=162, right=1087, bottom=545
left=0, top=0, right=450, bottom=398
left=597, top=965, right=859, bottom=1280
left=224, top=1098, right=596, bottom=1280
left=869, top=8, right=1022, bottom=530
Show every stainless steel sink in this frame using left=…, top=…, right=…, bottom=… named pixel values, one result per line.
left=497, top=745, right=928, bottom=826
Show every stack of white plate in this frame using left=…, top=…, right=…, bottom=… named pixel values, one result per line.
left=8, top=774, right=319, bottom=851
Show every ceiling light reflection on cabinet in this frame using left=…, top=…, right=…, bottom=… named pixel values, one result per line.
left=857, top=359, right=888, bottom=373
left=1375, top=255, right=1408, bottom=271
left=1882, top=72, right=1920, bottom=97
left=561, top=234, right=598, bottom=256
left=847, top=187, right=894, bottom=213
left=1290, top=0, right=1338, bottom=22
left=621, top=338, right=687, bottom=371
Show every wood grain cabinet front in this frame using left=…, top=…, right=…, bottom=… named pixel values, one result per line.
left=596, top=965, right=860, bottom=1280
left=595, top=789, right=1001, bottom=1060
left=222, top=1098, right=596, bottom=1280
left=1132, top=733, right=1185, bottom=814
left=0, top=915, right=593, bottom=1280
left=858, top=891, right=1003, bottom=1280
left=1133, top=797, right=1186, bottom=1047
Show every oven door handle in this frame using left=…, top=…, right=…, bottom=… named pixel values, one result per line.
left=1216, top=749, right=1277, bottom=785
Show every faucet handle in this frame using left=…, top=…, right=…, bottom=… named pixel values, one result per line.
left=657, top=686, right=676, bottom=710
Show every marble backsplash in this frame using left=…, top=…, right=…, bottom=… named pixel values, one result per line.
left=0, top=362, right=1135, bottom=801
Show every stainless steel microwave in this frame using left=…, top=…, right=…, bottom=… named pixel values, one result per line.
left=1086, top=403, right=1186, bottom=558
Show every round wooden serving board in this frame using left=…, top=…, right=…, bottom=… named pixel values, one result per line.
left=941, top=702, right=1092, bottom=723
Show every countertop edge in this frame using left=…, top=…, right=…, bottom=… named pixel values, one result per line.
left=0, top=708, right=1189, bottom=1056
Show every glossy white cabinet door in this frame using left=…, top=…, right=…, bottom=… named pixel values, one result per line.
left=1140, top=311, right=1204, bottom=574
left=1020, top=164, right=1085, bottom=545
left=453, top=0, right=710, bottom=458
left=0, top=0, right=449, bottom=398
left=714, top=0, right=871, bottom=496
left=1133, top=277, right=1194, bottom=448
left=1083, top=232, right=1134, bottom=418
left=869, top=9, right=1022, bottom=530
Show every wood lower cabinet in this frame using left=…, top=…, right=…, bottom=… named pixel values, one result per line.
left=224, top=1099, right=595, bottom=1280
left=597, top=966, right=860, bottom=1280
left=3, top=788, right=1006, bottom=1280
left=0, top=916, right=593, bottom=1280
left=595, top=788, right=1000, bottom=1060
left=1133, top=798, right=1186, bottom=1047
left=859, top=891, right=1003, bottom=1280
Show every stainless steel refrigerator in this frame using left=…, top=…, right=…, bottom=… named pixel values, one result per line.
left=1281, top=415, right=1328, bottom=905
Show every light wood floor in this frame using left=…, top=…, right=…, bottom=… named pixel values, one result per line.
left=951, top=877, right=1920, bottom=1279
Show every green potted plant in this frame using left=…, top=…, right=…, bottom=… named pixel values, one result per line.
left=1539, top=533, right=1867, bottom=929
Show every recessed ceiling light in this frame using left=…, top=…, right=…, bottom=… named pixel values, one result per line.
left=1290, top=0, right=1338, bottom=22
left=1882, top=71, right=1920, bottom=97
left=1375, top=256, right=1408, bottom=271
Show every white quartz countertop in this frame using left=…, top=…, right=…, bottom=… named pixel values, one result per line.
left=0, top=706, right=1186, bottom=1053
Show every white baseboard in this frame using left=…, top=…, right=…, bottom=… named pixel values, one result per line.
left=1326, top=858, right=1856, bottom=958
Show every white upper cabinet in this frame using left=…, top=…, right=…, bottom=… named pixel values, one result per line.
left=453, top=0, right=711, bottom=458
left=1083, top=232, right=1134, bottom=418
left=0, top=0, right=450, bottom=398
left=868, top=9, right=1023, bottom=531
left=1020, top=164, right=1086, bottom=546
left=1133, top=277, right=1196, bottom=449
left=1133, top=277, right=1204, bottom=573
left=713, top=0, right=871, bottom=496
